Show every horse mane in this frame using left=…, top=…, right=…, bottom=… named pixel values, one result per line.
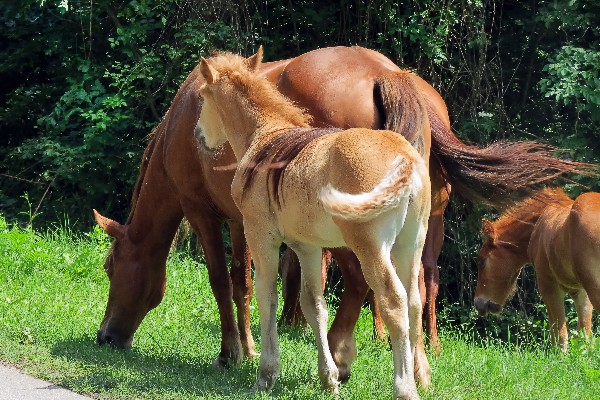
left=207, top=52, right=311, bottom=127
left=495, top=187, right=572, bottom=229
left=242, top=127, right=342, bottom=208
left=126, top=126, right=160, bottom=224
left=99, top=124, right=161, bottom=275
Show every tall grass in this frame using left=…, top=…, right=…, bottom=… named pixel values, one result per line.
left=0, top=215, right=599, bottom=399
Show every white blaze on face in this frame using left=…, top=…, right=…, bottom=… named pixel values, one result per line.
left=194, top=120, right=205, bottom=142
left=197, top=98, right=228, bottom=149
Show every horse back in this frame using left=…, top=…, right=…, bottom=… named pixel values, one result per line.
left=310, top=128, right=423, bottom=195
left=276, top=46, right=399, bottom=130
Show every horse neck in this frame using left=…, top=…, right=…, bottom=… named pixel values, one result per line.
left=223, top=99, right=301, bottom=161
left=126, top=133, right=184, bottom=253
left=495, top=209, right=543, bottom=263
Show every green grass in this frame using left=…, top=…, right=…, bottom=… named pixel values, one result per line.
left=1, top=215, right=599, bottom=399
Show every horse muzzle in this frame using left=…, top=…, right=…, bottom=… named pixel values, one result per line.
left=96, top=329, right=133, bottom=349
left=473, top=297, right=503, bottom=315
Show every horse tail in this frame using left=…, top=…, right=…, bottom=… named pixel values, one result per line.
left=374, top=71, right=430, bottom=158
left=319, top=155, right=426, bottom=221
left=126, top=126, right=160, bottom=223
left=428, top=109, right=597, bottom=208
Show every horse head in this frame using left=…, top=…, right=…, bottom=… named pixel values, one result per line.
left=196, top=47, right=264, bottom=152
left=93, top=209, right=167, bottom=348
left=473, top=219, right=527, bottom=315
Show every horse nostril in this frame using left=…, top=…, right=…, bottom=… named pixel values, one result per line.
left=97, top=330, right=109, bottom=345
left=97, top=330, right=117, bottom=346
left=474, top=298, right=489, bottom=315
left=339, top=370, right=351, bottom=384
left=474, top=297, right=502, bottom=315
left=487, top=302, right=502, bottom=314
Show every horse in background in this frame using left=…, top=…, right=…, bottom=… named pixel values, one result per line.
left=198, top=48, right=431, bottom=399
left=93, top=45, right=593, bottom=379
left=474, top=187, right=600, bottom=350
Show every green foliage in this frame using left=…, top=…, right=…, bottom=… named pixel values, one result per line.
left=539, top=46, right=600, bottom=112
left=0, top=0, right=250, bottom=227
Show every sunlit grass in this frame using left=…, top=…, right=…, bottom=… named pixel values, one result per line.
left=1, top=216, right=599, bottom=399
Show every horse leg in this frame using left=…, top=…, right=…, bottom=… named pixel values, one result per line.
left=188, top=214, right=243, bottom=367
left=583, top=278, right=600, bottom=312
left=356, top=246, right=419, bottom=400
left=574, top=249, right=600, bottom=316
left=227, top=220, right=257, bottom=359
left=537, top=272, right=568, bottom=351
left=572, top=289, right=593, bottom=339
left=366, top=290, right=387, bottom=340
left=328, top=248, right=370, bottom=383
left=279, top=248, right=305, bottom=326
left=244, top=225, right=282, bottom=391
left=421, top=215, right=442, bottom=354
left=295, top=244, right=340, bottom=392
left=422, top=173, right=448, bottom=355
left=392, top=214, right=431, bottom=389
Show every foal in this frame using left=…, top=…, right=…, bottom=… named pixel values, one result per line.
left=197, top=49, right=431, bottom=399
left=474, top=187, right=600, bottom=350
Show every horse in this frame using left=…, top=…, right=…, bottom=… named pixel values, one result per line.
left=93, top=45, right=591, bottom=380
left=197, top=48, right=431, bottom=399
left=474, top=187, right=600, bottom=350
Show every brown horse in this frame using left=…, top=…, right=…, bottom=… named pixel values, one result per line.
left=198, top=48, right=431, bottom=399
left=474, top=188, right=600, bottom=350
left=93, top=46, right=590, bottom=377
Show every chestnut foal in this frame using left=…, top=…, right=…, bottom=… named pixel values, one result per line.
left=475, top=187, right=600, bottom=350
left=197, top=49, right=431, bottom=399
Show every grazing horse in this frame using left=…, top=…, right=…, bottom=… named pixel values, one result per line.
left=197, top=48, right=431, bottom=399
left=93, top=46, right=591, bottom=378
left=474, top=188, right=600, bottom=350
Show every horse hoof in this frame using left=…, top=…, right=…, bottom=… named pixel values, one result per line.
left=330, top=383, right=340, bottom=395
left=394, top=393, right=420, bottom=400
left=212, top=352, right=242, bottom=369
left=212, top=356, right=230, bottom=369
left=415, top=369, right=431, bottom=390
left=245, top=349, right=260, bottom=360
left=394, top=386, right=420, bottom=400
left=319, top=369, right=341, bottom=393
left=321, top=379, right=340, bottom=395
left=253, top=376, right=275, bottom=393
left=430, top=339, right=442, bottom=357
left=338, top=366, right=351, bottom=384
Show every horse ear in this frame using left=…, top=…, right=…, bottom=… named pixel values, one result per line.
left=93, top=209, right=126, bottom=240
left=244, top=45, right=263, bottom=72
left=481, top=219, right=496, bottom=243
left=200, top=57, right=219, bottom=84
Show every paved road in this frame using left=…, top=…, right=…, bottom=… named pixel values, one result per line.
left=0, top=364, right=91, bottom=400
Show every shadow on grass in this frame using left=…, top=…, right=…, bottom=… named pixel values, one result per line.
left=50, top=336, right=316, bottom=398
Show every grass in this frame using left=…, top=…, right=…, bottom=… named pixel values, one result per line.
left=1, top=215, right=599, bottom=399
